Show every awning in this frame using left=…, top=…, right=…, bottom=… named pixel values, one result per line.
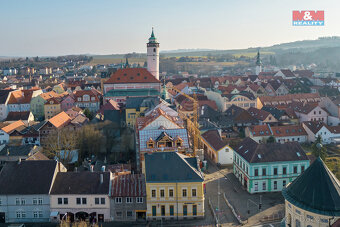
left=50, top=211, right=59, bottom=217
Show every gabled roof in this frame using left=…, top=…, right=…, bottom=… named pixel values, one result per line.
left=0, top=160, right=57, bottom=195
left=248, top=124, right=272, bottom=137
left=51, top=171, right=110, bottom=195
left=5, top=111, right=31, bottom=122
left=110, top=174, right=146, bottom=197
left=247, top=107, right=271, bottom=121
left=271, top=125, right=307, bottom=137
left=126, top=96, right=159, bottom=109
left=0, top=144, right=35, bottom=157
left=282, top=158, right=340, bottom=216
left=261, top=106, right=286, bottom=120
left=303, top=121, right=326, bottom=134
left=104, top=68, right=160, bottom=84
left=145, top=152, right=204, bottom=183
left=48, top=111, right=72, bottom=129
left=279, top=69, right=295, bottom=77
left=201, top=130, right=227, bottom=151
left=98, top=100, right=120, bottom=114
left=26, top=151, right=49, bottom=160
left=234, top=137, right=309, bottom=163
left=0, top=89, right=12, bottom=104
left=1, top=120, right=25, bottom=134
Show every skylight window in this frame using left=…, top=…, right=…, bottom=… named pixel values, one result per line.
left=239, top=145, right=243, bottom=149
left=244, top=150, right=248, bottom=154
left=257, top=154, right=262, bottom=159
left=297, top=152, right=301, bottom=157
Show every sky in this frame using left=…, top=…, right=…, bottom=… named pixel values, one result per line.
left=0, top=0, right=339, bottom=56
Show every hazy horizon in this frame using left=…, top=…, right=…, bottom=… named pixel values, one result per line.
left=1, top=0, right=338, bottom=56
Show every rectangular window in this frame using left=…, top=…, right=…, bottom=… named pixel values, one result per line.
left=21, top=199, right=26, bottom=205
left=95, top=198, right=99, bottom=204
left=193, top=205, right=197, bottom=216
left=273, top=167, right=278, bottom=175
left=161, top=205, right=165, bottom=216
left=101, top=198, right=105, bottom=204
left=254, top=182, right=258, bottom=191
left=254, top=169, right=258, bottom=176
left=192, top=189, right=197, bottom=197
left=115, top=197, right=122, bottom=203
left=76, top=198, right=81, bottom=205
left=301, top=166, right=305, bottom=172
left=82, top=198, right=87, bottom=204
left=169, top=189, right=174, bottom=197
left=21, top=211, right=26, bottom=218
left=33, top=211, right=38, bottom=218
left=16, top=211, right=21, bottom=218
left=33, top=198, right=38, bottom=205
left=136, top=197, right=143, bottom=203
left=182, top=189, right=187, bottom=197
left=39, top=211, right=43, bottom=218
left=293, top=166, right=298, bottom=174
left=262, top=168, right=266, bottom=176
left=16, top=198, right=20, bottom=205
left=58, top=198, right=62, bottom=205
left=38, top=198, right=43, bottom=205
left=152, top=206, right=157, bottom=216
left=151, top=189, right=156, bottom=198
left=126, top=197, right=132, bottom=203
left=263, top=182, right=266, bottom=190
left=116, top=211, right=122, bottom=217
left=170, top=205, right=174, bottom=216
left=283, top=167, right=287, bottom=175
left=183, top=205, right=187, bottom=216
left=64, top=198, right=68, bottom=205
left=127, top=211, right=133, bottom=217
left=160, top=189, right=165, bottom=198
left=274, top=181, right=277, bottom=190
left=283, top=180, right=286, bottom=187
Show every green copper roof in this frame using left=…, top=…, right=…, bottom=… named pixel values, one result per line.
left=148, top=27, right=158, bottom=43
left=282, top=158, right=340, bottom=216
left=104, top=88, right=160, bottom=97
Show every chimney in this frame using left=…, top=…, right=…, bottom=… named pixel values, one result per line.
left=90, top=165, right=94, bottom=172
left=100, top=174, right=104, bottom=184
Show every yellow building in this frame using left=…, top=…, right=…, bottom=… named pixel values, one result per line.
left=44, top=97, right=61, bottom=119
left=144, top=152, right=204, bottom=220
left=125, top=96, right=159, bottom=127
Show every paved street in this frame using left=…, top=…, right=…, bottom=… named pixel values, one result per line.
left=204, top=160, right=285, bottom=227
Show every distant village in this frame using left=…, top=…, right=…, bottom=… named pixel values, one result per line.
left=0, top=29, right=339, bottom=227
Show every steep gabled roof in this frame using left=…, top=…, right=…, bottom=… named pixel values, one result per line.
left=48, top=111, right=72, bottom=129
left=110, top=174, right=146, bottom=197
left=0, top=160, right=57, bottom=195
left=1, top=120, right=25, bottom=134
left=201, top=130, right=227, bottom=151
left=0, top=89, right=12, bottom=104
left=145, top=152, right=204, bottom=183
left=234, top=137, right=309, bottom=163
left=282, top=158, right=340, bottom=216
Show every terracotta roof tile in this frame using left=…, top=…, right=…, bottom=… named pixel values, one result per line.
left=48, top=111, right=72, bottom=129
left=104, top=68, right=160, bottom=84
left=1, top=120, right=25, bottom=134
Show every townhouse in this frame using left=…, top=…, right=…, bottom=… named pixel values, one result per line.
left=144, top=152, right=204, bottom=220
left=233, top=138, right=310, bottom=194
left=256, top=93, right=321, bottom=109
left=73, top=89, right=100, bottom=112
left=292, top=102, right=328, bottom=123
left=0, top=160, right=66, bottom=223
left=50, top=171, right=111, bottom=223
left=302, top=121, right=340, bottom=144
left=125, top=96, right=159, bottom=127
left=110, top=174, right=147, bottom=221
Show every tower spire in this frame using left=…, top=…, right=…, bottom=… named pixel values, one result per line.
left=255, top=49, right=262, bottom=75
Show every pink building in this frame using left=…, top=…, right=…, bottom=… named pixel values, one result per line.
left=60, top=94, right=75, bottom=111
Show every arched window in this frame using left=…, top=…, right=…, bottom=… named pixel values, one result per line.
left=153, top=48, right=156, bottom=52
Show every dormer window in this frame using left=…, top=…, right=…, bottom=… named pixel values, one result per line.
left=175, top=137, right=183, bottom=147
left=147, top=138, right=155, bottom=149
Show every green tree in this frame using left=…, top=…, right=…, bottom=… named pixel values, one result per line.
left=311, top=135, right=327, bottom=160
left=266, top=136, right=275, bottom=143
left=83, top=108, right=94, bottom=120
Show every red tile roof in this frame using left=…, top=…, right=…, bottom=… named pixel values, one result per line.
left=201, top=130, right=227, bottom=151
left=49, top=111, right=72, bottom=129
left=271, top=125, right=307, bottom=137
left=1, top=120, right=25, bottom=134
left=104, top=68, right=160, bottom=84
left=247, top=107, right=271, bottom=121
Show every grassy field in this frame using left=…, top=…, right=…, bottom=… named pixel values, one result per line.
left=176, top=61, right=249, bottom=66
left=325, top=156, right=340, bottom=180
left=232, top=51, right=275, bottom=58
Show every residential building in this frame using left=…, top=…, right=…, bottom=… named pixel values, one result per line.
left=233, top=138, right=310, bottom=194
left=5, top=111, right=34, bottom=125
left=201, top=129, right=234, bottom=165
left=281, top=158, right=340, bottom=227
left=319, top=96, right=340, bottom=126
left=50, top=171, right=111, bottom=222
left=44, top=97, right=62, bottom=120
left=302, top=121, right=340, bottom=144
left=264, top=80, right=289, bottom=96
left=144, top=152, right=204, bottom=220
left=110, top=174, right=147, bottom=221
left=1, top=120, right=26, bottom=145
left=274, top=69, right=296, bottom=79
left=222, top=92, right=257, bottom=110
left=7, top=89, right=42, bottom=113
left=0, top=145, right=41, bottom=164
left=247, top=107, right=278, bottom=125
left=292, top=102, right=328, bottom=123
left=60, top=94, right=75, bottom=112
left=256, top=93, right=321, bottom=109
left=0, top=90, right=12, bottom=121
left=0, top=160, right=66, bottom=223
left=30, top=91, right=60, bottom=120
left=125, top=96, right=159, bottom=127
left=74, top=90, right=100, bottom=112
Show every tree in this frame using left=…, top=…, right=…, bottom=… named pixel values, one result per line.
left=43, top=127, right=78, bottom=165
left=77, top=124, right=105, bottom=160
left=83, top=108, right=94, bottom=120
left=311, top=135, right=327, bottom=160
left=266, top=136, right=275, bottom=143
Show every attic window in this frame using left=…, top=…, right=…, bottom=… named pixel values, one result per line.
left=144, top=77, right=147, bottom=79
left=130, top=77, right=134, bottom=80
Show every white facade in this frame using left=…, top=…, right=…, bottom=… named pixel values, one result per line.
left=295, top=106, right=328, bottom=123
left=217, top=146, right=234, bottom=165
left=142, top=115, right=181, bottom=131
left=0, top=130, right=9, bottom=145
left=147, top=30, right=159, bottom=80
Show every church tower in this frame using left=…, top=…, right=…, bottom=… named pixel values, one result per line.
left=255, top=49, right=262, bottom=75
left=147, top=28, right=159, bottom=80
